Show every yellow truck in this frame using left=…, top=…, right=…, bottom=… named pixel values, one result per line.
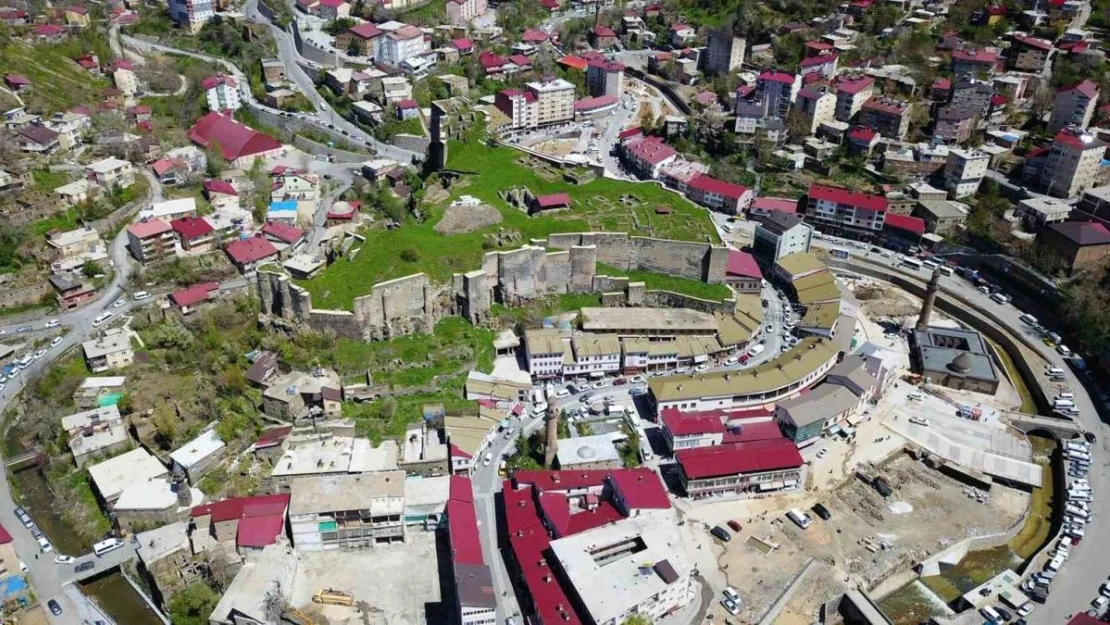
left=312, top=589, right=354, bottom=606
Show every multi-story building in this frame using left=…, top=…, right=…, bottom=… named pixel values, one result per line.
left=376, top=24, right=429, bottom=66
left=1049, top=80, right=1099, bottom=133
left=82, top=328, right=135, bottom=373
left=943, top=148, right=990, bottom=199
left=1016, top=197, right=1072, bottom=229
left=47, top=111, right=92, bottom=151
left=756, top=70, right=796, bottom=120
left=563, top=335, right=621, bottom=378
left=794, top=87, right=835, bottom=135
left=1009, top=34, right=1053, bottom=73
left=1037, top=220, right=1110, bottom=275
left=289, top=472, right=406, bottom=551
left=1040, top=127, right=1107, bottom=198
left=805, top=183, right=888, bottom=235
left=168, top=0, right=213, bottom=32
left=675, top=439, right=804, bottom=499
left=733, top=86, right=771, bottom=135
left=753, top=210, right=812, bottom=264
left=1074, top=185, right=1110, bottom=226
left=858, top=98, right=911, bottom=140
left=685, top=175, right=752, bottom=214
left=203, top=74, right=241, bottom=112
left=621, top=136, right=677, bottom=179
left=949, top=78, right=994, bottom=116
left=445, top=0, right=486, bottom=26
left=524, top=329, right=566, bottom=379
left=934, top=106, right=977, bottom=144
left=834, top=75, right=874, bottom=122
left=586, top=59, right=624, bottom=99
left=110, top=60, right=138, bottom=97
left=913, top=200, right=969, bottom=234
left=126, top=219, right=175, bottom=263
left=494, top=78, right=574, bottom=131
left=335, top=23, right=382, bottom=57
left=951, top=47, right=1001, bottom=79
left=776, top=384, right=860, bottom=445
left=704, top=31, right=745, bottom=76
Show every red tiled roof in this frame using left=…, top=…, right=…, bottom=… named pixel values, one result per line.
left=535, top=193, right=571, bottom=208
left=849, top=125, right=878, bottom=143
left=201, top=74, right=236, bottom=90
left=952, top=48, right=999, bottom=64
left=504, top=485, right=583, bottom=625
left=751, top=197, right=798, bottom=213
left=593, top=25, right=616, bottom=38
left=447, top=499, right=484, bottom=565
left=670, top=22, right=693, bottom=32
left=204, top=179, right=238, bottom=196
left=237, top=513, right=285, bottom=548
left=608, top=468, right=670, bottom=510
left=566, top=499, right=623, bottom=534
left=33, top=24, right=65, bottom=35
left=171, top=215, right=214, bottom=241
left=883, top=213, right=925, bottom=236
left=151, top=158, right=183, bottom=176
left=0, top=523, right=11, bottom=544
left=1013, top=34, right=1052, bottom=51
left=689, top=174, right=749, bottom=200
left=558, top=55, right=588, bottom=70
left=1060, top=78, right=1099, bottom=99
left=808, top=183, right=887, bottom=212
left=990, top=93, right=1009, bottom=106
left=617, top=126, right=642, bottom=139
left=128, top=219, right=172, bottom=238
left=932, top=77, right=951, bottom=90
left=478, top=51, right=505, bottom=70
left=449, top=475, right=474, bottom=503
left=256, top=425, right=293, bottom=449
left=67, top=5, right=89, bottom=14
left=450, top=443, right=472, bottom=460
left=4, top=73, right=30, bottom=86
left=575, top=94, right=617, bottom=111
left=726, top=250, right=762, bottom=279
left=189, top=112, right=282, bottom=161
left=192, top=493, right=290, bottom=523
left=349, top=22, right=382, bottom=39
left=1069, top=614, right=1105, bottom=625
left=986, top=4, right=1006, bottom=14
left=225, top=235, right=278, bottom=265
left=626, top=136, right=676, bottom=166
left=1054, top=128, right=1105, bottom=150
left=660, top=408, right=725, bottom=436
left=836, top=75, right=874, bottom=95
left=261, top=221, right=305, bottom=244
left=721, top=420, right=785, bottom=443
left=759, top=70, right=795, bottom=85
left=862, top=98, right=909, bottom=115
left=450, top=37, right=473, bottom=50
left=800, top=54, right=837, bottom=68
left=170, top=281, right=219, bottom=308
left=521, top=28, right=548, bottom=43
left=396, top=98, right=418, bottom=109
left=512, top=470, right=611, bottom=492
left=677, top=439, right=804, bottom=479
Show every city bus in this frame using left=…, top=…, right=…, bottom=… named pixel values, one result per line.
left=901, top=257, right=923, bottom=271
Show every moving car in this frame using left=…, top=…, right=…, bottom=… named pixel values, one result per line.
left=50, top=337, right=63, bottom=348
left=133, top=291, right=152, bottom=301
left=44, top=319, right=59, bottom=328
left=112, top=297, right=126, bottom=308
left=54, top=555, right=74, bottom=564
left=909, top=416, right=929, bottom=426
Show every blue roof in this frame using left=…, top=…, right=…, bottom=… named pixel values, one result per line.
left=268, top=200, right=297, bottom=212
left=0, top=575, right=27, bottom=599
left=1001, top=133, right=1019, bottom=141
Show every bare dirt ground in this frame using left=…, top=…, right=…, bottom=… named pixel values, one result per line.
left=682, top=455, right=1027, bottom=625
left=434, top=202, right=503, bottom=234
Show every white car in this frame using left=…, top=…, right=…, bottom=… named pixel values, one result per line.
left=909, top=416, right=929, bottom=426
left=907, top=391, right=924, bottom=401
left=591, top=380, right=608, bottom=389
left=1092, top=596, right=1108, bottom=610
left=44, top=319, right=59, bottom=328
left=50, top=337, right=62, bottom=348
left=720, top=599, right=741, bottom=616
left=724, top=357, right=739, bottom=366
left=133, top=291, right=152, bottom=301
left=32, top=349, right=46, bottom=360
left=54, top=555, right=75, bottom=564
left=816, top=448, right=828, bottom=458
left=112, top=298, right=126, bottom=308
left=694, top=363, right=708, bottom=372
left=18, top=560, right=27, bottom=572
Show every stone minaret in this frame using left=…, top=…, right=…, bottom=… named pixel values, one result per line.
left=543, top=401, right=560, bottom=469
left=916, top=269, right=941, bottom=331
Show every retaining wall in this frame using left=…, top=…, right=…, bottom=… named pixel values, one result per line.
left=290, top=20, right=338, bottom=66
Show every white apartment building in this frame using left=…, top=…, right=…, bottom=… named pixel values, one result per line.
left=445, top=0, right=486, bottom=26
left=834, top=75, right=874, bottom=122
left=524, top=329, right=567, bottom=379
left=753, top=210, right=813, bottom=263
left=586, top=60, right=624, bottom=98
left=1041, top=127, right=1107, bottom=198
left=1048, top=79, right=1099, bottom=133
left=563, top=335, right=621, bottom=378
left=112, top=62, right=138, bottom=97
left=85, top=157, right=135, bottom=190
left=82, top=329, right=135, bottom=373
left=494, top=78, right=575, bottom=130
left=794, top=88, right=835, bottom=135
left=376, top=25, right=429, bottom=66
left=48, top=111, right=92, bottom=151
left=943, top=148, right=990, bottom=199
left=549, top=511, right=695, bottom=625
left=203, top=75, right=242, bottom=112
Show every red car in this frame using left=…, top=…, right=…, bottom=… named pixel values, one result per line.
left=613, top=378, right=627, bottom=386
left=727, top=520, right=742, bottom=532
left=739, top=354, right=750, bottom=364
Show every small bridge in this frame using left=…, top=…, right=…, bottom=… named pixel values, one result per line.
left=1007, top=413, right=1084, bottom=438
left=4, top=449, right=43, bottom=470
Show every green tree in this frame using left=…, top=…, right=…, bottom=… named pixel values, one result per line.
left=82, top=258, right=102, bottom=279
left=623, top=615, right=653, bottom=625
left=168, top=582, right=220, bottom=625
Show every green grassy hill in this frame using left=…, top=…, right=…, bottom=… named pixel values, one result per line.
left=2, top=40, right=112, bottom=113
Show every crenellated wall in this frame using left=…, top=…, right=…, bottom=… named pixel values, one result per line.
left=257, top=232, right=730, bottom=340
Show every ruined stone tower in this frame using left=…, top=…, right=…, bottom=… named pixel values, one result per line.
left=916, top=268, right=941, bottom=330
left=543, top=401, right=560, bottom=469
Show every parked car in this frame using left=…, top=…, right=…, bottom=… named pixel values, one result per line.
left=709, top=526, right=731, bottom=542
left=727, top=520, right=742, bottom=532
left=47, top=600, right=62, bottom=616
left=54, top=555, right=74, bottom=564
left=812, top=503, right=832, bottom=520
left=75, top=561, right=95, bottom=573
left=720, top=598, right=740, bottom=616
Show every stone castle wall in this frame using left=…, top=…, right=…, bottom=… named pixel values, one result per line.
left=257, top=232, right=730, bottom=340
